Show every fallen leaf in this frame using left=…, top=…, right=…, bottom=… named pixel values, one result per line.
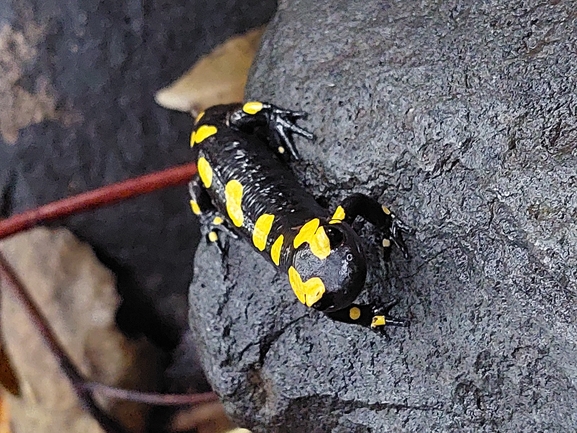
left=0, top=228, right=163, bottom=432
left=155, top=26, right=265, bottom=115
left=0, top=393, right=10, bottom=433
left=172, top=400, right=237, bottom=433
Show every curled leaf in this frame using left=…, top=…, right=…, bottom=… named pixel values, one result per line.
left=0, top=228, right=163, bottom=432
left=155, top=27, right=265, bottom=115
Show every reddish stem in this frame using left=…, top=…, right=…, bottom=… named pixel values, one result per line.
left=86, top=383, right=218, bottom=406
left=0, top=162, right=197, bottom=240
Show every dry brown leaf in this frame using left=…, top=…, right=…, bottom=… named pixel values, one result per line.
left=0, top=393, right=10, bottom=433
left=171, top=400, right=236, bottom=433
left=155, top=26, right=265, bottom=115
left=0, top=228, right=163, bottom=432
left=171, top=402, right=254, bottom=433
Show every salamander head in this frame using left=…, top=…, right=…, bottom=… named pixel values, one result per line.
left=288, top=220, right=367, bottom=312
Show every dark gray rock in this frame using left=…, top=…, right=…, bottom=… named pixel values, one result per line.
left=189, top=0, right=577, bottom=432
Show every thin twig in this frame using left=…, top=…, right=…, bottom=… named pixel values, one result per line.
left=86, top=383, right=218, bottom=406
left=0, top=162, right=197, bottom=240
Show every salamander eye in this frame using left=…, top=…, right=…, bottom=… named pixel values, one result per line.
left=324, top=226, right=343, bottom=248
left=346, top=253, right=354, bottom=262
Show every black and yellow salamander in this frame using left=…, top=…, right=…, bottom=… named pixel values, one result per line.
left=188, top=101, right=410, bottom=332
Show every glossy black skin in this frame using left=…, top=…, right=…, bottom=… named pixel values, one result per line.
left=189, top=102, right=409, bottom=330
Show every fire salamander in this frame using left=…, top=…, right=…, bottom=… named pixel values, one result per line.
left=188, top=101, right=410, bottom=332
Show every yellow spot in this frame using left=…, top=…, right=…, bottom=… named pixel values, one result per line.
left=243, top=101, right=263, bottom=114
left=294, top=219, right=318, bottom=247
left=225, top=180, right=244, bottom=227
left=382, top=205, right=391, bottom=215
left=293, top=219, right=331, bottom=260
left=197, top=157, right=213, bottom=188
left=190, top=200, right=201, bottom=215
left=208, top=231, right=218, bottom=243
left=252, top=214, right=275, bottom=251
left=288, top=266, right=326, bottom=307
left=194, top=111, right=205, bottom=124
left=192, top=125, right=218, bottom=145
left=213, top=216, right=223, bottom=225
left=371, top=316, right=386, bottom=328
left=349, top=307, right=361, bottom=321
left=271, top=234, right=284, bottom=266
left=312, top=228, right=330, bottom=258
left=382, top=238, right=391, bottom=248
left=329, top=205, right=346, bottom=224
left=278, top=146, right=285, bottom=154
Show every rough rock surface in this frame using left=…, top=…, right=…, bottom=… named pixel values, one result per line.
left=189, top=1, right=577, bottom=432
left=0, top=0, right=276, bottom=347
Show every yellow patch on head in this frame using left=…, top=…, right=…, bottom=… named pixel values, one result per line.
left=252, top=213, right=275, bottom=251
left=349, top=306, right=361, bottom=321
left=192, top=125, right=218, bottom=145
left=293, top=219, right=319, bottom=247
left=270, top=234, right=284, bottom=266
left=213, top=216, right=223, bottom=225
left=190, top=200, right=201, bottom=215
left=194, top=111, right=205, bottom=124
left=371, top=315, right=386, bottom=328
left=382, top=238, right=391, bottom=248
left=329, top=205, right=346, bottom=224
left=208, top=231, right=218, bottom=243
left=288, top=266, right=326, bottom=307
left=243, top=101, right=263, bottom=114
left=197, top=157, right=213, bottom=188
left=381, top=205, right=391, bottom=215
left=225, top=180, right=244, bottom=227
left=293, top=218, right=331, bottom=260
left=310, top=226, right=330, bottom=259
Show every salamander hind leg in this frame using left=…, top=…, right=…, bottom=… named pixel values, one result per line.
left=229, top=101, right=315, bottom=160
left=189, top=176, right=237, bottom=253
left=331, top=193, right=411, bottom=259
left=324, top=301, right=408, bottom=333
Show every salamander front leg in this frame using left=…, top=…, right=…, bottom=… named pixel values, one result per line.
left=229, top=101, right=315, bottom=160
left=331, top=193, right=411, bottom=259
left=189, top=176, right=237, bottom=253
left=324, top=301, right=408, bottom=332
left=266, top=105, right=315, bottom=160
